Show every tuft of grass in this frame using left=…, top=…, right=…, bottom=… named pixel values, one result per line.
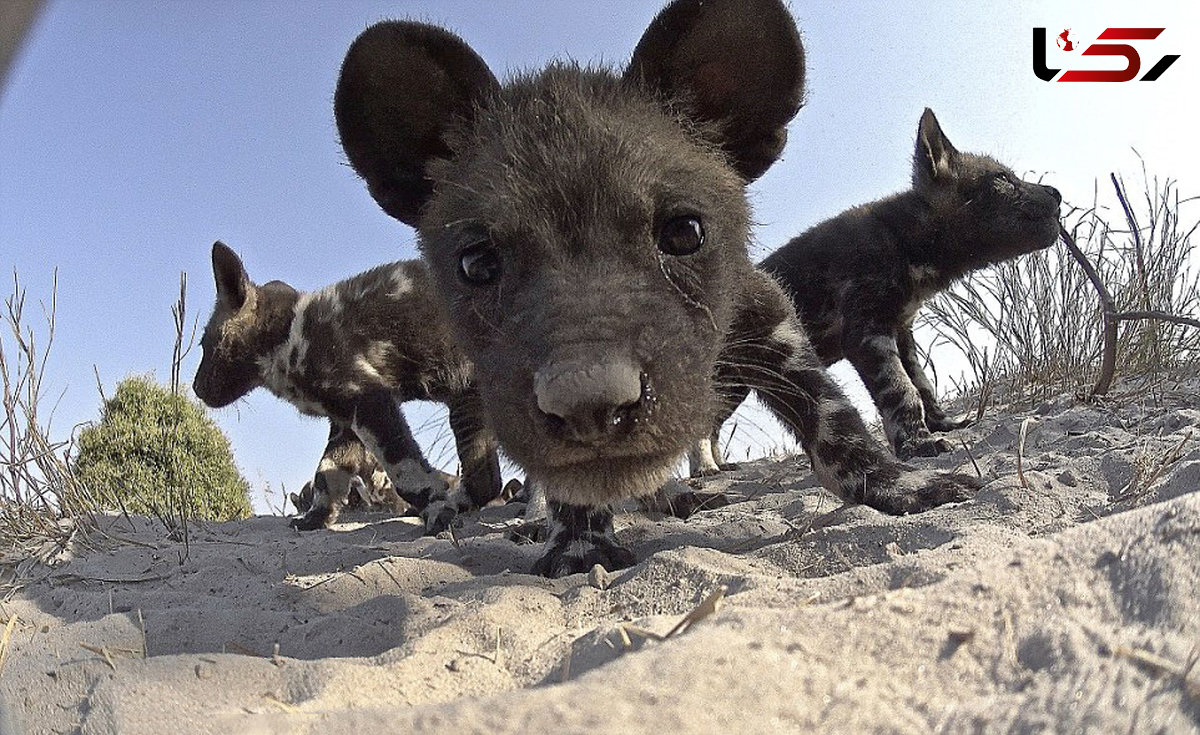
left=73, top=375, right=252, bottom=527
left=920, top=168, right=1199, bottom=413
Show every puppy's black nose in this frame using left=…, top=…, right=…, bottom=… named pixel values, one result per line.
left=1044, top=185, right=1062, bottom=204
left=534, top=359, right=650, bottom=445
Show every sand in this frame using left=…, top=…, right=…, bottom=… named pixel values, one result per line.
left=1, top=379, right=1198, bottom=734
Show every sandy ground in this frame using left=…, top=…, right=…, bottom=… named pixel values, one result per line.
left=1, top=380, right=1198, bottom=734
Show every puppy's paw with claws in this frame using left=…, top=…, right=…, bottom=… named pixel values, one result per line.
left=926, top=414, right=973, bottom=433
left=532, top=538, right=636, bottom=578
left=865, top=466, right=982, bottom=515
left=895, top=433, right=953, bottom=460
left=289, top=507, right=333, bottom=531
left=506, top=519, right=547, bottom=545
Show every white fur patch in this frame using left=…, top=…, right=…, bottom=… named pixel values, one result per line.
left=353, top=355, right=384, bottom=385
left=770, top=322, right=809, bottom=371
left=352, top=341, right=393, bottom=387
left=387, top=265, right=413, bottom=298
left=687, top=437, right=720, bottom=475
left=909, top=264, right=940, bottom=284
left=258, top=292, right=314, bottom=407
left=385, top=456, right=448, bottom=495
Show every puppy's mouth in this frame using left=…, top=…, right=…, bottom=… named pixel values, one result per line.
left=533, top=433, right=679, bottom=466
left=1038, top=215, right=1063, bottom=247
left=193, top=382, right=235, bottom=408
left=1019, top=201, right=1061, bottom=222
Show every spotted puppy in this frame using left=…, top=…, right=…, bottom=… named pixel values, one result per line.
left=333, top=0, right=980, bottom=576
left=193, top=241, right=501, bottom=532
left=289, top=430, right=411, bottom=515
left=698, top=109, right=1062, bottom=467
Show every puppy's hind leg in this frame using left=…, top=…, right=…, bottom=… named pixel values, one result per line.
left=339, top=390, right=450, bottom=534
left=290, top=421, right=358, bottom=530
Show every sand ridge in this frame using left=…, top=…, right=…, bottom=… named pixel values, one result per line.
left=0, top=381, right=1198, bottom=734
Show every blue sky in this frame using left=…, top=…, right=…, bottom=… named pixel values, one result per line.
left=2, top=0, right=1197, bottom=512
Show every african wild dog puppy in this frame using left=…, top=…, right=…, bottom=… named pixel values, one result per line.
left=695, top=109, right=1062, bottom=468
left=289, top=433, right=408, bottom=515
left=192, top=241, right=502, bottom=532
left=333, top=0, right=981, bottom=576
left=289, top=435, right=458, bottom=515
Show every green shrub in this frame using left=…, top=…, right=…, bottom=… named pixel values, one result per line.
left=74, top=376, right=251, bottom=521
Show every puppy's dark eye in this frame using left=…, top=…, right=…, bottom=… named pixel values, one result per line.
left=458, top=242, right=501, bottom=286
left=658, top=216, right=704, bottom=256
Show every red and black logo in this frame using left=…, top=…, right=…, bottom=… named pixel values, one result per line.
left=1034, top=27, right=1180, bottom=82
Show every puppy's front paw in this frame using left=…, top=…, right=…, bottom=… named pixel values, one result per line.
left=926, top=414, right=973, bottom=433
left=531, top=502, right=635, bottom=577
left=289, top=506, right=332, bottom=531
left=532, top=537, right=635, bottom=578
left=506, top=519, right=547, bottom=545
left=420, top=503, right=458, bottom=536
left=895, top=433, right=953, bottom=460
left=419, top=487, right=474, bottom=536
left=866, top=467, right=981, bottom=515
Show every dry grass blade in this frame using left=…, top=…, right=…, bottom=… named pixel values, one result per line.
left=78, top=642, right=141, bottom=670
left=1016, top=418, right=1034, bottom=490
left=1113, top=430, right=1193, bottom=503
left=1113, top=644, right=1200, bottom=701
left=0, top=613, right=18, bottom=676
left=959, top=437, right=983, bottom=478
left=1, top=271, right=99, bottom=558
left=664, top=585, right=728, bottom=639
left=137, top=608, right=148, bottom=658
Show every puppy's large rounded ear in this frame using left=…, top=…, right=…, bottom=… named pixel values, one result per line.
left=335, top=22, right=498, bottom=225
left=212, top=241, right=250, bottom=310
left=625, top=0, right=805, bottom=182
left=913, top=108, right=959, bottom=188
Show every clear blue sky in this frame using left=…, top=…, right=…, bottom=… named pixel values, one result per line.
left=2, top=0, right=1197, bottom=512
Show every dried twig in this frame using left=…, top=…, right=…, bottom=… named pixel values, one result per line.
left=1016, top=418, right=1034, bottom=489
left=0, top=614, right=18, bottom=676
left=1116, top=310, right=1200, bottom=329
left=1059, top=226, right=1120, bottom=397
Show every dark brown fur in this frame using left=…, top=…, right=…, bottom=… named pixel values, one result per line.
left=193, top=241, right=501, bottom=532
left=715, top=110, right=1060, bottom=461
left=334, top=0, right=979, bottom=576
